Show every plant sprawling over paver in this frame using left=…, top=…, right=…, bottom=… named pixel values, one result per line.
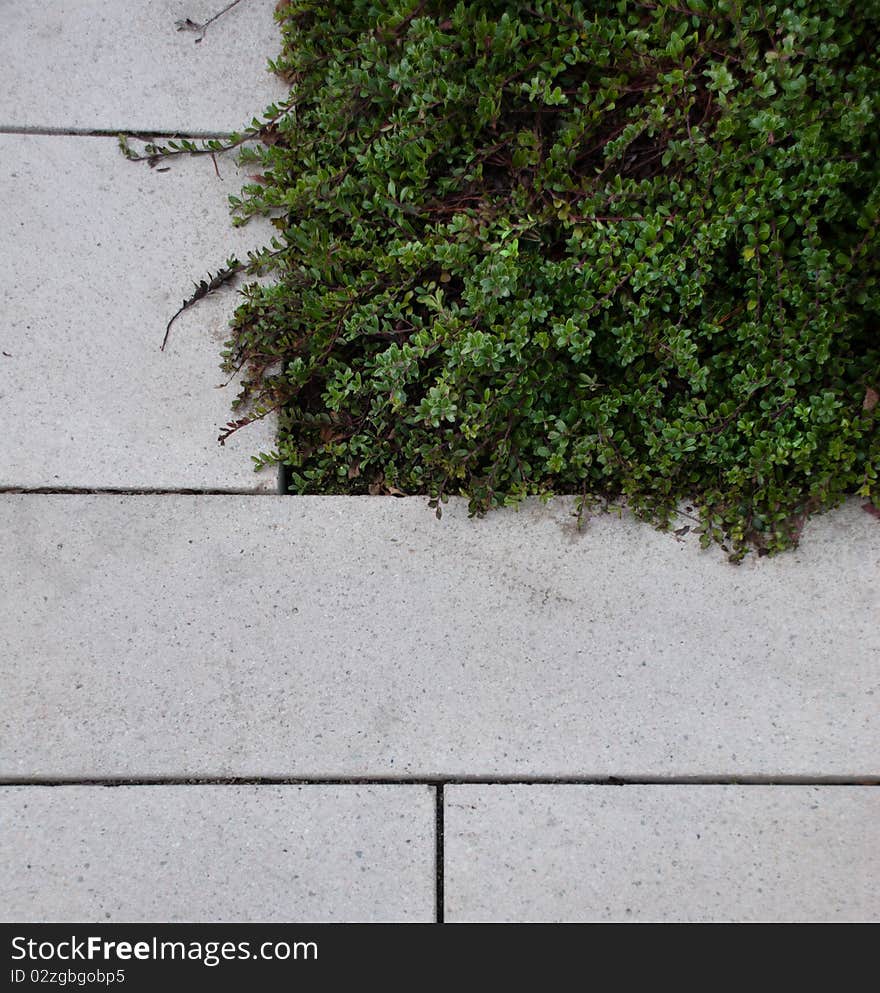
left=127, top=1, right=879, bottom=557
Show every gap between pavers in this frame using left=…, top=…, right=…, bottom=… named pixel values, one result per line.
left=443, top=784, right=880, bottom=923
left=0, top=784, right=436, bottom=923
left=1, top=494, right=876, bottom=780
left=0, top=0, right=288, bottom=133
left=0, top=133, right=276, bottom=491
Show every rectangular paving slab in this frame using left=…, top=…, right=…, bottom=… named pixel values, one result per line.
left=1, top=494, right=877, bottom=779
left=0, top=0, right=288, bottom=133
left=444, top=785, right=880, bottom=922
left=0, top=134, right=276, bottom=490
left=0, top=784, right=435, bottom=922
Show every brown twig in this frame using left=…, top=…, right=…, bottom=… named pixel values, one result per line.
left=162, top=260, right=243, bottom=351
left=176, top=0, right=244, bottom=43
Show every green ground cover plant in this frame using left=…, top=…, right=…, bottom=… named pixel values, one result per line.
left=125, top=0, right=879, bottom=558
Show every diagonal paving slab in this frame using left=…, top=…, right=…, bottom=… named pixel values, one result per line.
left=1, top=494, right=877, bottom=779
left=0, top=784, right=435, bottom=922
left=443, top=784, right=880, bottom=922
left=0, top=134, right=276, bottom=490
left=0, top=0, right=288, bottom=133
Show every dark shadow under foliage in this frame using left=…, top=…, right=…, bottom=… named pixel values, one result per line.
left=131, top=1, right=879, bottom=557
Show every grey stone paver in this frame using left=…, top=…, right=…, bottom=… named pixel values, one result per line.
left=444, top=785, right=880, bottom=922
left=1, top=494, right=877, bottom=779
left=0, top=0, right=288, bottom=133
left=0, top=134, right=276, bottom=490
left=0, top=785, right=435, bottom=922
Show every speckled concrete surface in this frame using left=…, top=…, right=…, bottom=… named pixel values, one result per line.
left=444, top=785, right=880, bottom=922
left=0, top=785, right=435, bottom=922
left=1, top=495, right=876, bottom=779
left=0, top=134, right=276, bottom=490
left=0, top=0, right=287, bottom=133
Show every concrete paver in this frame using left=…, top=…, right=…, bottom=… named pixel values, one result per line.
left=1, top=494, right=876, bottom=779
left=0, top=784, right=435, bottom=922
left=0, top=134, right=276, bottom=490
left=0, top=0, right=288, bottom=133
left=444, top=785, right=880, bottom=922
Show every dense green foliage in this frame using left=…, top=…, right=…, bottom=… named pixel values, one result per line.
left=139, top=1, right=879, bottom=556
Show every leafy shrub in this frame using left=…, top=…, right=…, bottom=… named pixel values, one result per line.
left=132, top=0, right=880, bottom=557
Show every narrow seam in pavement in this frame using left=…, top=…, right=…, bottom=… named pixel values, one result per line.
left=435, top=785, right=445, bottom=925
left=2, top=777, right=878, bottom=787
left=0, top=126, right=234, bottom=138
left=0, top=487, right=279, bottom=496
left=1, top=463, right=286, bottom=493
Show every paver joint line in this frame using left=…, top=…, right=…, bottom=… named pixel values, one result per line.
left=0, top=126, right=235, bottom=139
left=0, top=488, right=280, bottom=496
left=1, top=777, right=877, bottom=788
left=435, top=785, right=445, bottom=925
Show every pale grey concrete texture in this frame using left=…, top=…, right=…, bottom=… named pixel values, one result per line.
left=444, top=785, right=880, bottom=922
left=0, top=0, right=288, bottom=133
left=0, top=784, right=435, bottom=922
left=1, top=494, right=877, bottom=779
left=0, top=134, right=277, bottom=491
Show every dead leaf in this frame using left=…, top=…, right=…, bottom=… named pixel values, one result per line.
left=260, top=125, right=283, bottom=146
left=673, top=525, right=690, bottom=537
left=863, top=387, right=879, bottom=412
left=862, top=502, right=880, bottom=520
left=319, top=426, right=346, bottom=444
